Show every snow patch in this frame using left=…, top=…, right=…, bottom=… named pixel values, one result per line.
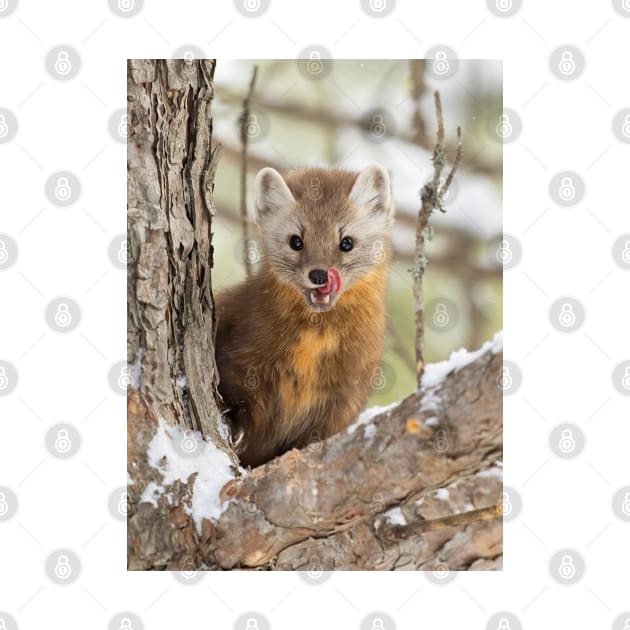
left=176, top=374, right=188, bottom=388
left=478, top=466, right=503, bottom=479
left=491, top=330, right=503, bottom=354
left=421, top=390, right=442, bottom=413
left=348, top=402, right=398, bottom=434
left=140, top=481, right=162, bottom=507
left=421, top=330, right=503, bottom=389
left=424, top=416, right=440, bottom=427
left=435, top=488, right=450, bottom=501
left=384, top=506, right=407, bottom=526
left=144, top=419, right=239, bottom=533
left=363, top=424, right=377, bottom=440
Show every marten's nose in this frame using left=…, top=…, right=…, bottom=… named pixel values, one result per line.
left=308, top=269, right=327, bottom=286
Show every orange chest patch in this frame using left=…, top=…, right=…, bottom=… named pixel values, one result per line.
left=278, top=328, right=337, bottom=417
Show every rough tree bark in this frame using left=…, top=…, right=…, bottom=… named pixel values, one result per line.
left=126, top=59, right=503, bottom=571
left=126, top=59, right=235, bottom=461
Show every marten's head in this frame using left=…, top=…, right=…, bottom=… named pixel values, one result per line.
left=254, top=164, right=394, bottom=312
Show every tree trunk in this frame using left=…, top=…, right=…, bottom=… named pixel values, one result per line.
left=126, top=59, right=234, bottom=458
left=126, top=59, right=503, bottom=571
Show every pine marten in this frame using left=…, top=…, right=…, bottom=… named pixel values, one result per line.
left=215, top=164, right=394, bottom=467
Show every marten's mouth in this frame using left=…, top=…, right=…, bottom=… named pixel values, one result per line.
left=305, top=267, right=341, bottom=311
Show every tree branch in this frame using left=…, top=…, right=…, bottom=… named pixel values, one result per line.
left=238, top=66, right=258, bottom=278
left=127, top=340, right=502, bottom=570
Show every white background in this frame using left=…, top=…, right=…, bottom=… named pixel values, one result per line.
left=0, top=0, right=629, bottom=629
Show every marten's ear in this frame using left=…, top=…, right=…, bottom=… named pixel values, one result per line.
left=255, top=167, right=295, bottom=220
left=349, top=163, right=393, bottom=218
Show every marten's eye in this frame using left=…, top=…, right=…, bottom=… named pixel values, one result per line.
left=289, top=235, right=304, bottom=251
left=339, top=236, right=354, bottom=252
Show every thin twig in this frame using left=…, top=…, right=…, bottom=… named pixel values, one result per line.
left=239, top=65, right=258, bottom=278
left=376, top=504, right=501, bottom=543
left=413, top=91, right=463, bottom=386
left=409, top=59, right=427, bottom=144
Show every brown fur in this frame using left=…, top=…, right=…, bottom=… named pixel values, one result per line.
left=215, top=166, right=393, bottom=467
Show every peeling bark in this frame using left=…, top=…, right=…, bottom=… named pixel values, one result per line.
left=126, top=59, right=232, bottom=458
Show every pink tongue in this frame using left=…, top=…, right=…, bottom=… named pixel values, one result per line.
left=315, top=267, right=341, bottom=296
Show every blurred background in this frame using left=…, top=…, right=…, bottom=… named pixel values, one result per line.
left=211, top=58, right=502, bottom=406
